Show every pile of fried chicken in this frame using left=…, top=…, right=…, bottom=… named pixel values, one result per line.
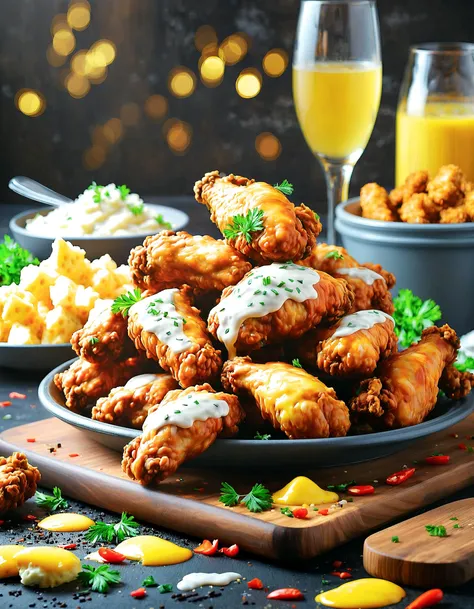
left=54, top=170, right=474, bottom=486
left=361, top=164, right=474, bottom=223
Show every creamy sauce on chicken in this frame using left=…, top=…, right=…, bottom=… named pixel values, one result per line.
left=129, top=290, right=192, bottom=354
left=210, top=263, right=321, bottom=358
left=337, top=267, right=383, bottom=286
left=332, top=310, right=394, bottom=338
left=142, top=391, right=229, bottom=433
left=124, top=374, right=164, bottom=391
left=177, top=572, right=242, bottom=591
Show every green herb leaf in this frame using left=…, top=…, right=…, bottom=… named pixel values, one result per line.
left=35, top=486, right=68, bottom=512
left=453, top=523, right=461, bottom=529
left=111, top=288, right=142, bottom=317
left=425, top=524, right=447, bottom=537
left=241, top=483, right=273, bottom=513
left=325, top=250, right=344, bottom=261
left=291, top=358, right=302, bottom=368
left=254, top=431, right=271, bottom=440
left=127, top=203, right=144, bottom=216
left=454, top=356, right=474, bottom=372
left=85, top=512, right=139, bottom=544
left=393, top=289, right=442, bottom=348
left=219, top=482, right=240, bottom=507
left=0, top=235, right=39, bottom=286
left=280, top=507, right=294, bottom=518
left=118, top=185, right=131, bottom=200
left=273, top=179, right=294, bottom=196
left=391, top=536, right=399, bottom=543
left=155, top=214, right=172, bottom=229
left=142, top=575, right=158, bottom=587
left=450, top=517, right=458, bottom=521
left=327, top=480, right=356, bottom=492
left=89, top=336, right=99, bottom=345
left=223, top=208, right=264, bottom=244
left=77, top=564, right=121, bottom=594
left=158, top=584, right=173, bottom=593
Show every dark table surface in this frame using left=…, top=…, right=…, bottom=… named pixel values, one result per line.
left=0, top=200, right=473, bottom=609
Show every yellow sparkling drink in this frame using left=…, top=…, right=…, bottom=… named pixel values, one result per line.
left=293, top=62, right=382, bottom=160
left=396, top=101, right=474, bottom=184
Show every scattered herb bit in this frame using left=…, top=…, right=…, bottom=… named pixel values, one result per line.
left=118, top=184, right=131, bottom=200
left=321, top=578, right=329, bottom=585
left=219, top=482, right=240, bottom=507
left=88, top=182, right=104, bottom=203
left=85, top=512, right=140, bottom=544
left=327, top=480, right=356, bottom=492
left=127, top=203, right=144, bottom=216
left=393, top=289, right=442, bottom=348
left=425, top=524, right=447, bottom=537
left=391, top=536, right=399, bottom=543
left=292, top=358, right=302, bottom=368
left=35, top=486, right=68, bottom=512
left=223, top=208, right=264, bottom=244
left=254, top=431, right=271, bottom=440
left=219, top=482, right=272, bottom=513
left=280, top=507, right=293, bottom=518
left=314, top=211, right=320, bottom=221
left=142, top=575, right=158, bottom=587
left=158, top=584, right=173, bottom=594
left=273, top=179, right=294, bottom=196
left=325, top=250, right=344, bottom=260
left=111, top=288, right=142, bottom=317
left=155, top=214, right=172, bottom=229
left=89, top=336, right=99, bottom=345
left=454, top=356, right=474, bottom=372
left=0, top=235, right=39, bottom=286
left=77, top=564, right=121, bottom=594
left=453, top=523, right=461, bottom=529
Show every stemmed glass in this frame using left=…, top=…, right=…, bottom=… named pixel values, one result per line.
left=293, top=0, right=382, bottom=244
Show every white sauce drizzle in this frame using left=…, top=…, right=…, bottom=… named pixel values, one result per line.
left=129, top=289, right=192, bottom=354
left=209, top=263, right=321, bottom=358
left=337, top=267, right=384, bottom=286
left=142, top=391, right=229, bottom=433
left=332, top=310, right=394, bottom=338
left=124, top=374, right=164, bottom=391
left=177, top=572, right=242, bottom=592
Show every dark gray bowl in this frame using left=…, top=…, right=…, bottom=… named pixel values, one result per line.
left=39, top=358, right=474, bottom=468
left=10, top=205, right=189, bottom=264
left=0, top=343, right=74, bottom=370
left=335, top=198, right=474, bottom=336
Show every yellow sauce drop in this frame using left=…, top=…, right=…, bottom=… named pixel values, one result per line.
left=316, top=578, right=406, bottom=608
left=37, top=513, right=95, bottom=532
left=0, top=545, right=24, bottom=578
left=114, top=535, right=193, bottom=566
left=272, top=476, right=339, bottom=506
left=14, top=546, right=81, bottom=573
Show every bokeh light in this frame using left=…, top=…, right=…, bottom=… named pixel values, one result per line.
left=51, top=14, right=69, bottom=35
left=200, top=56, right=225, bottom=87
left=67, top=2, right=91, bottom=31
left=52, top=29, right=76, bottom=56
left=144, top=94, right=168, bottom=120
left=168, top=67, right=196, bottom=98
left=121, top=102, right=141, bottom=126
left=263, top=49, right=288, bottom=77
left=255, top=132, right=282, bottom=160
left=220, top=34, right=248, bottom=65
left=194, top=25, right=217, bottom=52
left=164, top=119, right=192, bottom=154
left=65, top=72, right=90, bottom=99
left=87, top=40, right=116, bottom=69
left=103, top=118, right=122, bottom=144
left=83, top=145, right=106, bottom=170
left=236, top=68, right=262, bottom=99
left=15, top=90, right=46, bottom=117
left=70, top=50, right=88, bottom=76
left=92, top=126, right=110, bottom=148
left=46, top=45, right=67, bottom=67
left=87, top=65, right=107, bottom=84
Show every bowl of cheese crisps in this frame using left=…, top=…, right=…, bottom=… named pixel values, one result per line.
left=0, top=237, right=134, bottom=370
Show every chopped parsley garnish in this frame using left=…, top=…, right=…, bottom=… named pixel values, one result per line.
left=453, top=524, right=461, bottom=529
left=85, top=512, right=140, bottom=544
left=142, top=575, right=158, bottom=587
left=254, top=431, right=271, bottom=440
left=35, top=486, right=68, bottom=512
left=78, top=564, right=121, bottom=594
left=223, top=208, right=264, bottom=244
left=263, top=276, right=271, bottom=286
left=325, top=250, right=344, bottom=260
left=158, top=584, right=173, bottom=593
left=450, top=517, right=458, bottom=521
left=155, top=214, right=172, bottom=229
left=280, top=507, right=293, bottom=518
left=118, top=184, right=131, bottom=200
left=393, top=289, right=442, bottom=348
left=87, top=182, right=105, bottom=203
left=273, top=179, right=294, bottom=196
left=425, top=524, right=447, bottom=537
left=0, top=235, right=39, bottom=286
left=391, top=536, right=399, bottom=543
left=89, top=336, right=99, bottom=345
left=314, top=212, right=320, bottom=221
left=292, top=358, right=302, bottom=368
left=127, top=203, right=144, bottom=216
left=111, top=288, right=142, bottom=317
left=327, top=480, right=356, bottom=492
left=219, top=482, right=272, bottom=513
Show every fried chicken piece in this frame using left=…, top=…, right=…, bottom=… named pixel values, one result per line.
left=389, top=170, right=429, bottom=209
left=92, top=373, right=179, bottom=429
left=297, top=310, right=397, bottom=378
left=440, top=365, right=474, bottom=400
left=208, top=263, right=354, bottom=358
left=350, top=324, right=462, bottom=428
left=54, top=356, right=143, bottom=411
left=122, top=384, right=244, bottom=485
left=71, top=303, right=134, bottom=364
left=399, top=193, right=438, bottom=223
left=298, top=243, right=395, bottom=314
left=222, top=357, right=350, bottom=438
left=427, top=164, right=464, bottom=208
left=360, top=183, right=399, bottom=222
left=127, top=285, right=222, bottom=387
left=194, top=171, right=321, bottom=263
left=129, top=231, right=252, bottom=294
left=463, top=191, right=474, bottom=221
left=0, top=452, right=41, bottom=515
left=439, top=206, right=470, bottom=224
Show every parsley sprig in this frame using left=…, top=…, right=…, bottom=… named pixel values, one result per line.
left=0, top=235, right=39, bottom=286
left=254, top=431, right=271, bottom=440
left=90, top=336, right=99, bottom=345
left=219, top=482, right=272, bottom=513
left=35, top=486, right=68, bottom=512
left=142, top=575, right=158, bottom=587
left=273, top=179, right=294, bottom=196
left=280, top=507, right=293, bottom=518
left=78, top=564, right=121, bottom=594
left=223, top=208, right=264, bottom=244
left=292, top=358, right=302, bottom=369
left=325, top=250, right=344, bottom=261
left=87, top=182, right=104, bottom=204
left=155, top=214, right=172, bottom=229
left=127, top=203, right=144, bottom=216
left=111, top=289, right=142, bottom=317
left=454, top=356, right=474, bottom=372
left=393, top=289, right=442, bottom=348
left=425, top=524, right=447, bottom=537
left=85, top=512, right=140, bottom=544
left=118, top=185, right=131, bottom=200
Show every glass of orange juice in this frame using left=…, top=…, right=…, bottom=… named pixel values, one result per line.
left=293, top=0, right=382, bottom=244
left=396, top=43, right=474, bottom=185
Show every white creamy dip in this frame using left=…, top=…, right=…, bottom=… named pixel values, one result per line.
left=336, top=267, right=384, bottom=286
left=129, top=289, right=193, bottom=354
left=210, top=262, right=321, bottom=358
left=332, top=310, right=394, bottom=338
left=460, top=330, right=474, bottom=359
left=124, top=374, right=164, bottom=391
left=177, top=572, right=242, bottom=592
left=142, top=391, right=229, bottom=433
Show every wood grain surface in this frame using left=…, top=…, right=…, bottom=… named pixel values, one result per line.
left=363, top=498, right=474, bottom=587
left=1, top=416, right=473, bottom=560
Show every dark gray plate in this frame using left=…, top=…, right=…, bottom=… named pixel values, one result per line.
left=39, top=358, right=474, bottom=468
left=0, top=343, right=74, bottom=370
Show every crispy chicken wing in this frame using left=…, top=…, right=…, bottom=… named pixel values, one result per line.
left=208, top=262, right=354, bottom=358
left=399, top=193, right=438, bottom=223
left=298, top=243, right=395, bottom=314
left=122, top=384, right=244, bottom=484
left=54, top=356, right=143, bottom=411
left=127, top=285, right=222, bottom=387
left=194, top=171, right=321, bottom=263
left=389, top=170, right=429, bottom=209
left=464, top=191, right=474, bottom=220
left=439, top=205, right=470, bottom=224
left=0, top=452, right=41, bottom=515
left=360, top=183, right=399, bottom=222
left=297, top=310, right=397, bottom=378
left=427, top=164, right=464, bottom=208
left=350, top=324, right=463, bottom=428
left=222, top=357, right=350, bottom=438
left=129, top=231, right=252, bottom=293
left=439, top=365, right=474, bottom=400
left=92, top=373, right=179, bottom=429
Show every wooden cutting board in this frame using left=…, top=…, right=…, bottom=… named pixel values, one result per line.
left=1, top=416, right=473, bottom=560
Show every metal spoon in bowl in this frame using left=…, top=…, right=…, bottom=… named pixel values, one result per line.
left=9, top=176, right=72, bottom=207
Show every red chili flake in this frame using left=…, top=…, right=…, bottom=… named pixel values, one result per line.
left=267, top=588, right=304, bottom=601
left=130, top=587, right=147, bottom=599
left=9, top=392, right=26, bottom=399
left=220, top=543, right=239, bottom=558
left=26, top=438, right=36, bottom=443
left=458, top=443, right=467, bottom=450
left=98, top=547, right=126, bottom=564
left=330, top=571, right=341, bottom=576
left=68, top=453, right=80, bottom=458
left=23, top=514, right=37, bottom=522
left=338, top=572, right=352, bottom=579
left=292, top=508, right=308, bottom=519
left=58, top=543, right=77, bottom=550
left=347, top=485, right=375, bottom=496
left=194, top=539, right=219, bottom=556
left=0, top=401, right=11, bottom=407
left=425, top=455, right=450, bottom=465
left=247, top=578, right=264, bottom=590
left=386, top=467, right=416, bottom=486
left=405, top=588, right=443, bottom=609
left=332, top=560, right=343, bottom=568
left=450, top=433, right=459, bottom=438
left=318, top=508, right=330, bottom=516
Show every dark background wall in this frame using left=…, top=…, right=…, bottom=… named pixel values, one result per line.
left=1, top=0, right=473, bottom=212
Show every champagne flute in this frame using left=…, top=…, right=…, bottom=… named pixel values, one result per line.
left=293, top=0, right=382, bottom=244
